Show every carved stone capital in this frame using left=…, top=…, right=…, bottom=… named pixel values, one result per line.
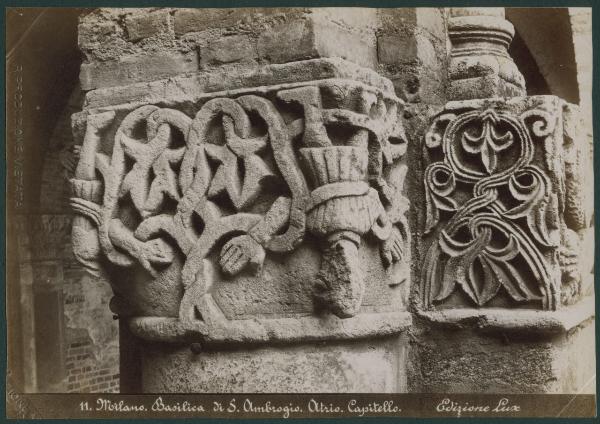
left=420, top=96, right=593, bottom=314
left=70, top=59, right=412, bottom=346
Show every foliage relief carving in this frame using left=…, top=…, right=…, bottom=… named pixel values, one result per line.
left=70, top=83, right=409, bottom=326
left=422, top=106, right=563, bottom=310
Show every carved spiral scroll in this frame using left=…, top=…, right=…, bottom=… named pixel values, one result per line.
left=422, top=107, right=561, bottom=310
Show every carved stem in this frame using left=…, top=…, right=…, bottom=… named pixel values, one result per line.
left=71, top=112, right=115, bottom=276
left=75, top=111, right=115, bottom=180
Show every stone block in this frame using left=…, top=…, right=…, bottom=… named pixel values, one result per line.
left=377, top=8, right=447, bottom=104
left=78, top=20, right=119, bottom=49
left=313, top=21, right=377, bottom=69
left=410, top=298, right=596, bottom=393
left=257, top=17, right=377, bottom=68
left=140, top=336, right=408, bottom=392
left=124, top=9, right=171, bottom=41
left=378, top=8, right=418, bottom=31
left=257, top=18, right=319, bottom=63
left=312, top=7, right=379, bottom=30
left=378, top=8, right=445, bottom=41
left=79, top=52, right=198, bottom=91
left=173, top=8, right=296, bottom=35
left=415, top=8, right=446, bottom=40
left=200, top=34, right=256, bottom=66
left=378, top=34, right=436, bottom=67
left=378, top=35, right=417, bottom=65
left=415, top=35, right=438, bottom=69
left=173, top=8, right=225, bottom=35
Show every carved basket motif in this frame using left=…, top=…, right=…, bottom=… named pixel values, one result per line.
left=301, top=146, right=385, bottom=237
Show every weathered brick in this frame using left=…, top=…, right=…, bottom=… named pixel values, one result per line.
left=173, top=8, right=290, bottom=35
left=257, top=19, right=317, bottom=63
left=200, top=35, right=256, bottom=66
left=174, top=9, right=225, bottom=35
left=78, top=21, right=119, bottom=49
left=125, top=9, right=171, bottom=41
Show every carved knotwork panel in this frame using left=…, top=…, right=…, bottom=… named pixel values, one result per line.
left=421, top=96, right=592, bottom=311
left=70, top=78, right=411, bottom=343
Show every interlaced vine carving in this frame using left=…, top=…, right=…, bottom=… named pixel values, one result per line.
left=70, top=82, right=409, bottom=327
left=422, top=106, right=562, bottom=310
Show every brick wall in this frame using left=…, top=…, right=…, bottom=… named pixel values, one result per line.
left=65, top=330, right=119, bottom=393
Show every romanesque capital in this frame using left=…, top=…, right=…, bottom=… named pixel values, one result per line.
left=447, top=8, right=526, bottom=100
left=420, top=96, right=593, bottom=313
left=70, top=60, right=412, bottom=346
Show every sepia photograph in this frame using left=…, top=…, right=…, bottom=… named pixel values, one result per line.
left=5, top=3, right=597, bottom=419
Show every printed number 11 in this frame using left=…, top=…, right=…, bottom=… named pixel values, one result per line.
left=80, top=401, right=91, bottom=411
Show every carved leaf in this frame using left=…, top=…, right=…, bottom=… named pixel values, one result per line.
left=461, top=110, right=513, bottom=174
left=435, top=226, right=491, bottom=303
left=480, top=253, right=538, bottom=302
left=505, top=166, right=557, bottom=247
left=120, top=125, right=185, bottom=217
left=477, top=234, right=535, bottom=303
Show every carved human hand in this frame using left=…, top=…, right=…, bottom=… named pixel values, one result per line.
left=219, top=234, right=266, bottom=277
left=380, top=226, right=404, bottom=267
left=59, top=144, right=81, bottom=175
left=137, top=238, right=175, bottom=276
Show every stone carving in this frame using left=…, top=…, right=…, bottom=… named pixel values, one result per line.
left=421, top=97, right=590, bottom=311
left=59, top=144, right=81, bottom=180
left=70, top=79, right=410, bottom=343
left=447, top=8, right=526, bottom=100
